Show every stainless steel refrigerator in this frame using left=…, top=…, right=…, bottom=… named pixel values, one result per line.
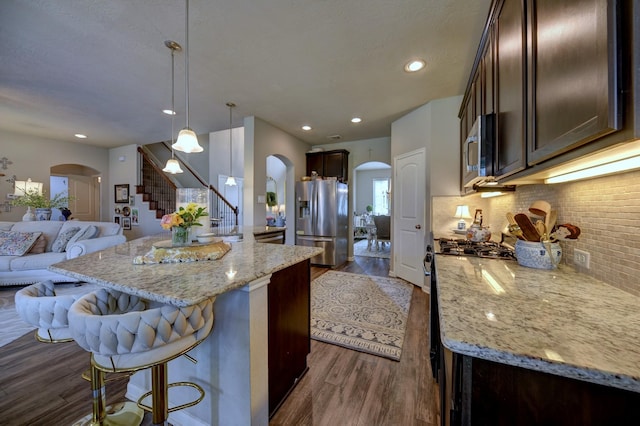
left=295, top=180, right=348, bottom=267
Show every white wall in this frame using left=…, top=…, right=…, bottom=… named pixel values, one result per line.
left=0, top=130, right=110, bottom=222
left=244, top=117, right=310, bottom=244
left=391, top=95, right=462, bottom=238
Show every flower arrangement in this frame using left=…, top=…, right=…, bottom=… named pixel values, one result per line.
left=161, top=203, right=208, bottom=230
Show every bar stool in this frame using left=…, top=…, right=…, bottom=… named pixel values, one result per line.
left=69, top=288, right=215, bottom=425
left=15, top=280, right=144, bottom=425
left=15, top=280, right=98, bottom=343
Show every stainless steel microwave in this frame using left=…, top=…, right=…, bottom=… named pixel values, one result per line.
left=462, top=114, right=495, bottom=188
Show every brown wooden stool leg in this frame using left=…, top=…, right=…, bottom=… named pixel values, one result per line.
left=151, top=363, right=168, bottom=424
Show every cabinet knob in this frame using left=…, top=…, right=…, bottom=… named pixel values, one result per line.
left=415, top=224, right=422, bottom=229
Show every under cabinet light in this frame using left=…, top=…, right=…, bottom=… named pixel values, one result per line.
left=545, top=155, right=640, bottom=184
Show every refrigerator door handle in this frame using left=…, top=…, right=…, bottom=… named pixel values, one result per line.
left=311, top=181, right=318, bottom=232
left=297, top=235, right=333, bottom=243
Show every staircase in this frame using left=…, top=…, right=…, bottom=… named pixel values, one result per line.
left=136, top=146, right=239, bottom=228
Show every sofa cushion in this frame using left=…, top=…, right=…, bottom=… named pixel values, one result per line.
left=0, top=231, right=43, bottom=256
left=51, top=227, right=81, bottom=253
left=9, top=252, right=67, bottom=271
left=11, top=221, right=64, bottom=252
left=0, top=254, right=16, bottom=270
left=67, top=225, right=99, bottom=246
left=29, top=235, right=47, bottom=254
left=60, top=221, right=122, bottom=238
left=0, top=222, right=14, bottom=232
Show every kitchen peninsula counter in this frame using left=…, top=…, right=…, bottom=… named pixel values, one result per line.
left=51, top=233, right=320, bottom=307
left=432, top=254, right=640, bottom=424
left=51, top=234, right=323, bottom=426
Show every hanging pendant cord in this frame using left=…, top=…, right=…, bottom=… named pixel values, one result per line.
left=185, top=0, right=190, bottom=130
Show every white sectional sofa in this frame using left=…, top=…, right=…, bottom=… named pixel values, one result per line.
left=0, top=220, right=126, bottom=286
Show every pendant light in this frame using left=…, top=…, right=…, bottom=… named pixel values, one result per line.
left=225, top=102, right=237, bottom=186
left=173, top=0, right=203, bottom=153
left=163, top=40, right=184, bottom=174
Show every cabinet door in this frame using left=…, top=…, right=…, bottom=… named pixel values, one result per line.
left=323, top=150, right=348, bottom=182
left=460, top=89, right=476, bottom=193
left=306, top=152, right=323, bottom=177
left=527, top=0, right=621, bottom=164
left=268, top=259, right=310, bottom=416
left=494, top=0, right=527, bottom=178
left=482, top=33, right=494, bottom=115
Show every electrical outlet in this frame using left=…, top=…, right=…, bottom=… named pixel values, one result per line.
left=574, top=249, right=590, bottom=269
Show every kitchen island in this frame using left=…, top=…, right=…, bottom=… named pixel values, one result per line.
left=51, top=233, right=323, bottom=426
left=431, top=254, right=640, bottom=425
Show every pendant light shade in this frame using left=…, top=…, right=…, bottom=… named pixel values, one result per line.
left=163, top=40, right=184, bottom=174
left=173, top=0, right=203, bottom=154
left=163, top=158, right=184, bottom=174
left=225, top=102, right=237, bottom=186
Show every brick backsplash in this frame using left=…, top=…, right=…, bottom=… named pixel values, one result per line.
left=432, top=169, right=640, bottom=296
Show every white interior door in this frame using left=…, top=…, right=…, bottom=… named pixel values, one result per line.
left=69, top=175, right=98, bottom=221
left=394, top=149, right=426, bottom=287
left=218, top=175, right=244, bottom=226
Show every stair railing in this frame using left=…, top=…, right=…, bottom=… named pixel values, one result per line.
left=137, top=146, right=239, bottom=228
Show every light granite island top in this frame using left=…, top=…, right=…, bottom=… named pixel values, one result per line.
left=50, top=232, right=322, bottom=307
left=50, top=233, right=323, bottom=426
left=434, top=254, right=640, bottom=394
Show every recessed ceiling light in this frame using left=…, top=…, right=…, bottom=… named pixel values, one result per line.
left=162, top=109, right=176, bottom=115
left=404, top=59, right=426, bottom=73
left=351, top=117, right=362, bottom=123
left=302, top=125, right=312, bottom=131
left=74, top=134, right=87, bottom=139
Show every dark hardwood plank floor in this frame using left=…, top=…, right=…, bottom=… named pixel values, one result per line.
left=0, top=257, right=439, bottom=426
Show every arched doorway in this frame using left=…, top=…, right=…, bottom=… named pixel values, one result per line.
left=352, top=161, right=391, bottom=258
left=50, top=164, right=101, bottom=221
left=266, top=154, right=294, bottom=244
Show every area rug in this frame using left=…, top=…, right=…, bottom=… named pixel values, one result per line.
left=0, top=286, right=35, bottom=348
left=310, top=271, right=413, bottom=361
left=353, top=239, right=391, bottom=259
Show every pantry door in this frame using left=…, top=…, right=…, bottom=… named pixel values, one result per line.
left=394, top=148, right=426, bottom=288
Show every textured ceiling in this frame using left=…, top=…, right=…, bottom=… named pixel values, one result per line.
left=0, top=0, right=491, bottom=149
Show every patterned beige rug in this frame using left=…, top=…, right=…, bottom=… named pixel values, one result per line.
left=310, top=271, right=413, bottom=361
left=353, top=239, right=391, bottom=259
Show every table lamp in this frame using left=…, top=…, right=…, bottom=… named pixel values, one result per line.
left=454, top=205, right=472, bottom=230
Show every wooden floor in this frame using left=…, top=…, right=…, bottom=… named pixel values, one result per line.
left=0, top=256, right=440, bottom=426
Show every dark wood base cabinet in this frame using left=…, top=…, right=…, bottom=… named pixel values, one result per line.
left=268, top=259, right=311, bottom=417
left=431, top=290, right=640, bottom=425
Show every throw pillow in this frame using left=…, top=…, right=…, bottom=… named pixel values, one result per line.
left=0, top=231, right=43, bottom=256
left=67, top=225, right=99, bottom=246
left=28, top=235, right=47, bottom=254
left=51, top=227, right=81, bottom=253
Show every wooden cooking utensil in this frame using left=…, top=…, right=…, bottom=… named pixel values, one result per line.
left=514, top=213, right=541, bottom=241
left=505, top=212, right=525, bottom=240
left=534, top=220, right=546, bottom=238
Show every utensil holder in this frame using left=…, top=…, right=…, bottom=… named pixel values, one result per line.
left=515, top=240, right=562, bottom=269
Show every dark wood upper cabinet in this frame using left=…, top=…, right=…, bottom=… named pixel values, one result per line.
left=306, top=149, right=349, bottom=182
left=527, top=0, right=621, bottom=165
left=494, top=0, right=527, bottom=178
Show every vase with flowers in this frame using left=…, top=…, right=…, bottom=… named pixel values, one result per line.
left=161, top=202, right=208, bottom=246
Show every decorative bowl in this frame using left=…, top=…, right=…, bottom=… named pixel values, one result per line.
left=196, top=233, right=219, bottom=244
left=515, top=240, right=562, bottom=269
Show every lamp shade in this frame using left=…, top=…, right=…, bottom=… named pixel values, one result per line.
left=173, top=128, right=203, bottom=153
left=14, top=179, right=43, bottom=196
left=454, top=205, right=472, bottom=219
left=162, top=158, right=184, bottom=174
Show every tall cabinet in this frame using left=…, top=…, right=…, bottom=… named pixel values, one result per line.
left=459, top=0, right=625, bottom=190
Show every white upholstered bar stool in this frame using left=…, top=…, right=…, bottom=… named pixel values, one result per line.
left=69, top=288, right=215, bottom=425
left=15, top=280, right=99, bottom=343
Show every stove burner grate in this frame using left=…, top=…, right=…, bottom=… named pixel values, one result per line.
left=437, top=238, right=516, bottom=260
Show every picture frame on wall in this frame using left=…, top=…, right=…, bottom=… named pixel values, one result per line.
left=114, top=216, right=120, bottom=224
left=131, top=208, right=139, bottom=225
left=115, top=184, right=129, bottom=203
left=122, top=216, right=131, bottom=230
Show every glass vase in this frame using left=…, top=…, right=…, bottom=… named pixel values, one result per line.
left=176, top=188, right=210, bottom=240
left=172, top=226, right=190, bottom=246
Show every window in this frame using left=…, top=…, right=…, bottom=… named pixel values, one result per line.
left=372, top=178, right=390, bottom=215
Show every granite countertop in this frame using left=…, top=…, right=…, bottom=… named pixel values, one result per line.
left=435, top=254, right=640, bottom=393
left=204, top=225, right=286, bottom=238
left=50, top=233, right=322, bottom=308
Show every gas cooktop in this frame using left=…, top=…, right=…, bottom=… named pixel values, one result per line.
left=437, top=238, right=516, bottom=260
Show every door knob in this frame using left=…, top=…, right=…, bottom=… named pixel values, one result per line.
left=415, top=224, right=422, bottom=229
